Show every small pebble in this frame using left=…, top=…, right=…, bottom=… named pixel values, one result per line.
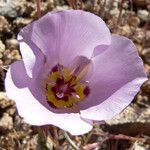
left=0, top=40, right=5, bottom=53
left=0, top=113, right=13, bottom=131
left=137, top=10, right=149, bottom=22
left=6, top=39, right=19, bottom=50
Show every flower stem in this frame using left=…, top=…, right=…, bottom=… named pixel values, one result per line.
left=83, top=131, right=93, bottom=145
left=62, top=131, right=79, bottom=150
left=37, top=127, right=49, bottom=150
left=117, top=0, right=124, bottom=24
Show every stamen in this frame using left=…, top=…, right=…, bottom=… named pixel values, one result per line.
left=45, top=64, right=90, bottom=109
left=72, top=93, right=80, bottom=99
left=71, top=57, right=91, bottom=81
left=57, top=64, right=64, bottom=77
left=60, top=84, right=68, bottom=93
left=47, top=81, right=56, bottom=86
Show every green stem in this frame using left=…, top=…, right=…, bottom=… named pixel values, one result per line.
left=62, top=131, right=79, bottom=150
left=38, top=127, right=49, bottom=150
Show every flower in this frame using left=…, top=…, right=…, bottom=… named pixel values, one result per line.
left=5, top=10, right=147, bottom=135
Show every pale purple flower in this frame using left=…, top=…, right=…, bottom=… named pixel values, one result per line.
left=5, top=10, right=147, bottom=135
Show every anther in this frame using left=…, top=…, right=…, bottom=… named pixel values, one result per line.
left=72, top=92, right=80, bottom=99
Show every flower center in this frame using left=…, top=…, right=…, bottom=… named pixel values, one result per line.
left=45, top=64, right=90, bottom=109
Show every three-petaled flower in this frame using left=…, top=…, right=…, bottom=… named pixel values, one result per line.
left=5, top=10, right=147, bottom=135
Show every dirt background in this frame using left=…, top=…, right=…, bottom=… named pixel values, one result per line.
left=0, top=0, right=150, bottom=149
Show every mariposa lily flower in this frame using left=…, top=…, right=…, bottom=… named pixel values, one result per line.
left=5, top=10, right=147, bottom=135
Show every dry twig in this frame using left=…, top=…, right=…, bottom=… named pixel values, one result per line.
left=35, top=0, right=41, bottom=18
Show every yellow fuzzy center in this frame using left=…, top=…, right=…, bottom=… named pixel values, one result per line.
left=45, top=64, right=90, bottom=109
